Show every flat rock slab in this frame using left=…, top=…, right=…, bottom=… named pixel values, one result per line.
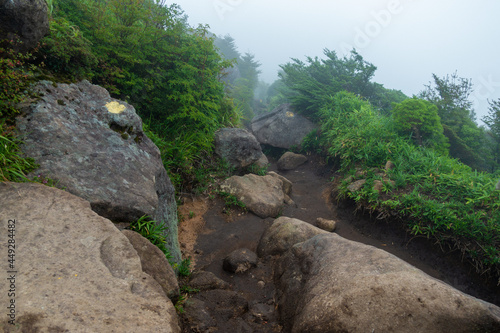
left=220, top=174, right=285, bottom=218
left=0, top=182, right=180, bottom=332
left=275, top=233, right=500, bottom=332
left=188, top=271, right=231, bottom=291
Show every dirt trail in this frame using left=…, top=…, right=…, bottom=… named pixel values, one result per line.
left=178, top=156, right=500, bottom=332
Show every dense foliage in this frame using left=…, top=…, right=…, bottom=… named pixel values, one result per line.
left=392, top=98, right=448, bottom=154
left=301, top=91, right=500, bottom=280
left=420, top=72, right=494, bottom=171
left=0, top=39, right=39, bottom=119
left=37, top=0, right=242, bottom=191
left=483, top=99, right=500, bottom=169
left=278, top=49, right=407, bottom=120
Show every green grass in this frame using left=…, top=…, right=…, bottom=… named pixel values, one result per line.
left=314, top=91, right=500, bottom=281
left=0, top=122, right=38, bottom=182
left=128, top=215, right=173, bottom=263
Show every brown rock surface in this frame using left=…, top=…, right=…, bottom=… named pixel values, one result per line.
left=220, top=174, right=285, bottom=218
left=275, top=233, right=500, bottom=332
left=122, top=230, right=179, bottom=300
left=0, top=182, right=180, bottom=332
left=257, top=216, right=328, bottom=257
left=277, top=152, right=308, bottom=171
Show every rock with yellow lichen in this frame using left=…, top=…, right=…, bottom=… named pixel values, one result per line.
left=16, top=80, right=182, bottom=264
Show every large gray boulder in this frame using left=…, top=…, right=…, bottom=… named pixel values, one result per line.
left=0, top=182, right=180, bottom=332
left=0, top=0, right=49, bottom=51
left=275, top=232, right=500, bottom=332
left=220, top=174, right=285, bottom=218
left=214, top=128, right=263, bottom=169
left=251, top=103, right=317, bottom=149
left=16, top=80, right=181, bottom=264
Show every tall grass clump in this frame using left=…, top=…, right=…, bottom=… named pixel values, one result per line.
left=0, top=122, right=38, bottom=182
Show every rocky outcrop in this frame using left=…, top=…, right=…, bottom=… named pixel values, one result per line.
left=274, top=232, right=500, bottom=332
left=220, top=174, right=286, bottom=218
left=214, top=128, right=263, bottom=169
left=0, top=0, right=49, bottom=51
left=0, top=182, right=180, bottom=332
left=251, top=103, right=317, bottom=149
left=16, top=80, right=181, bottom=264
left=277, top=151, right=307, bottom=171
left=257, top=217, right=328, bottom=257
left=122, top=230, right=179, bottom=300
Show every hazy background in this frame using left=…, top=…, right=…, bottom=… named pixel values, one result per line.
left=172, top=0, right=500, bottom=123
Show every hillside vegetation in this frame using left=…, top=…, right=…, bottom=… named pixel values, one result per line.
left=278, top=51, right=500, bottom=281
left=1, top=0, right=499, bottom=285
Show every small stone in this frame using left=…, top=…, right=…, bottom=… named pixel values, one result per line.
left=347, top=179, right=366, bottom=192
left=316, top=218, right=337, bottom=232
left=223, top=248, right=258, bottom=274
left=385, top=160, right=395, bottom=171
left=277, top=152, right=308, bottom=171
left=257, top=281, right=265, bottom=288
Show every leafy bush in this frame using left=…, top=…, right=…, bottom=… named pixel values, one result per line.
left=38, top=17, right=97, bottom=81
left=392, top=97, right=449, bottom=154
left=0, top=39, right=38, bottom=119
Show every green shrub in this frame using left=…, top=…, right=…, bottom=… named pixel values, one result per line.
left=38, top=17, right=97, bottom=81
left=0, top=39, right=38, bottom=119
left=392, top=97, right=449, bottom=154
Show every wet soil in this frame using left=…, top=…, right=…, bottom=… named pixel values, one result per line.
left=178, top=156, right=500, bottom=332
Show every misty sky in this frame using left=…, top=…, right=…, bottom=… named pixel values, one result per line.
left=172, top=0, right=500, bottom=123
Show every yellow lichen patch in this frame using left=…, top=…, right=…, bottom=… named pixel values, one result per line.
left=105, top=101, right=126, bottom=114
left=286, top=111, right=295, bottom=117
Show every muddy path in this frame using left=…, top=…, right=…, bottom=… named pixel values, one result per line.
left=178, top=156, right=500, bottom=332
